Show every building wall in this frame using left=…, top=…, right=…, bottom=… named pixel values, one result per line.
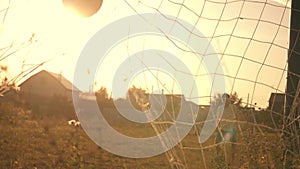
left=20, top=71, right=72, bottom=101
left=268, top=93, right=285, bottom=113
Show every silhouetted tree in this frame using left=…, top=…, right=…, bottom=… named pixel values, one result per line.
left=229, top=92, right=243, bottom=107
left=96, top=86, right=108, bottom=100
left=210, top=92, right=243, bottom=108
left=95, top=86, right=113, bottom=111
left=127, top=86, right=149, bottom=111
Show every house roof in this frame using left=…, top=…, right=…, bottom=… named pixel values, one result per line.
left=269, top=93, right=285, bottom=102
left=20, top=70, right=80, bottom=92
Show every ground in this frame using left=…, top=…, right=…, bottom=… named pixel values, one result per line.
left=0, top=103, right=169, bottom=169
left=0, top=102, right=299, bottom=168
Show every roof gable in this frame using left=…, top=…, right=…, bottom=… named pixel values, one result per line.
left=46, top=71, right=79, bottom=91
left=269, top=93, right=285, bottom=102
left=20, top=70, right=80, bottom=92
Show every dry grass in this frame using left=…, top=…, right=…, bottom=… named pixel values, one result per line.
left=0, top=102, right=298, bottom=168
left=0, top=103, right=169, bottom=169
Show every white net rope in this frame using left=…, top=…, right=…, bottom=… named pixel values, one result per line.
left=121, top=0, right=299, bottom=168
left=1, top=0, right=299, bottom=168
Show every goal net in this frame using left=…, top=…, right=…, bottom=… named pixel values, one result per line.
left=1, top=0, right=299, bottom=168
left=114, top=0, right=299, bottom=168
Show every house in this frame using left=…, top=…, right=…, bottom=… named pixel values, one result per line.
left=19, top=70, right=80, bottom=106
left=268, top=93, right=285, bottom=113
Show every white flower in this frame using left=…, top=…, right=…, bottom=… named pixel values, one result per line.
left=74, top=121, right=81, bottom=126
left=68, top=120, right=76, bottom=125
left=68, top=120, right=81, bottom=127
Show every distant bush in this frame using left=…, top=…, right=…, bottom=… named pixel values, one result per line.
left=95, top=86, right=113, bottom=111
left=20, top=94, right=76, bottom=119
left=46, top=94, right=75, bottom=116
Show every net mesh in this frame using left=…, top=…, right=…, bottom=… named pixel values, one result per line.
left=1, top=0, right=299, bottom=168
left=121, top=0, right=299, bottom=168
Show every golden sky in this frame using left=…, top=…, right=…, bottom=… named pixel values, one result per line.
left=0, top=0, right=291, bottom=107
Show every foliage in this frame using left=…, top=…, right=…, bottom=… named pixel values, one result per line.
left=210, top=92, right=243, bottom=109
left=17, top=94, right=76, bottom=120
left=1, top=97, right=299, bottom=168
left=0, top=103, right=169, bottom=168
left=0, top=67, right=19, bottom=96
left=46, top=94, right=75, bottom=117
left=126, top=85, right=149, bottom=111
left=95, top=86, right=113, bottom=110
left=95, top=86, right=108, bottom=101
left=228, top=92, right=243, bottom=107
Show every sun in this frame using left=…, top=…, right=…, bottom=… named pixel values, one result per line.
left=63, top=0, right=103, bottom=18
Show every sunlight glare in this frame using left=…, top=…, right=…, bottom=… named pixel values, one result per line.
left=62, top=0, right=103, bottom=18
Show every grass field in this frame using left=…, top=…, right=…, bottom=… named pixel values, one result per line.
left=0, top=103, right=170, bottom=169
left=0, top=101, right=299, bottom=169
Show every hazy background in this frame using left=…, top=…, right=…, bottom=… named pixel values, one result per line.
left=0, top=0, right=291, bottom=107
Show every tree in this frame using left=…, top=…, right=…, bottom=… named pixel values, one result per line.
left=127, top=86, right=149, bottom=111
left=210, top=92, right=243, bottom=108
left=95, top=86, right=108, bottom=101
left=229, top=92, right=243, bottom=107
left=95, top=86, right=112, bottom=111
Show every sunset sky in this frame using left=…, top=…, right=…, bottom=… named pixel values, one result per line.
left=0, top=0, right=291, bottom=107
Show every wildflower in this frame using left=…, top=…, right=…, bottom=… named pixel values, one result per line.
left=68, top=119, right=80, bottom=127
left=68, top=119, right=76, bottom=125
left=74, top=121, right=80, bottom=126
